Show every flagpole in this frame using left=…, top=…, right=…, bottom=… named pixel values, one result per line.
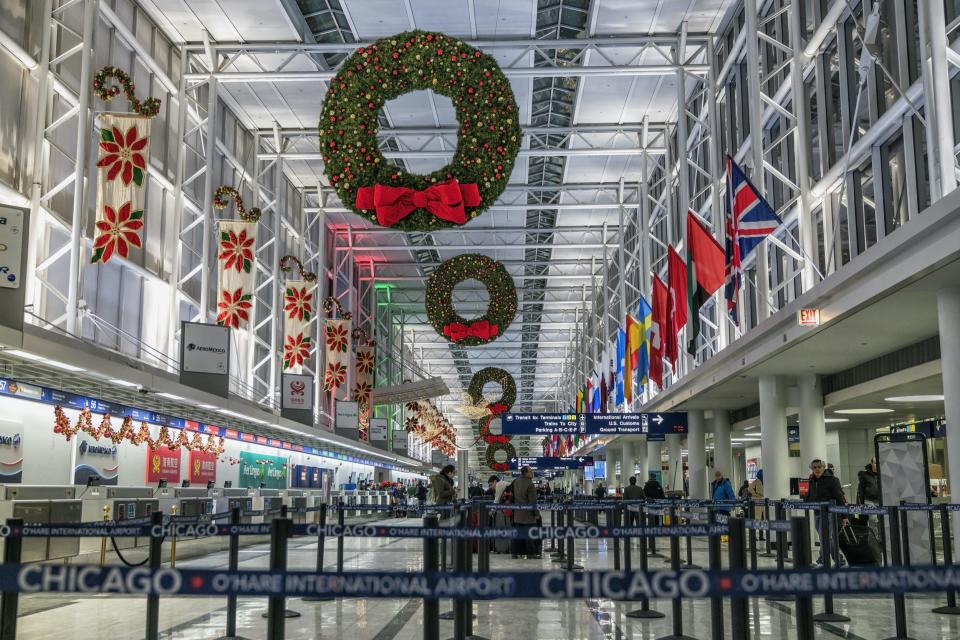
left=601, top=223, right=611, bottom=413
left=590, top=256, right=599, bottom=412
left=617, top=179, right=628, bottom=414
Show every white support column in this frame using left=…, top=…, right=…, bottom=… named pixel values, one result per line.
left=313, top=187, right=327, bottom=423
left=199, top=37, right=219, bottom=321
left=936, top=287, right=960, bottom=558
left=268, top=126, right=284, bottom=401
left=798, top=373, right=827, bottom=468
left=634, top=436, right=648, bottom=483
left=604, top=446, right=618, bottom=488
left=687, top=410, right=707, bottom=499
left=620, top=440, right=633, bottom=489
left=66, top=0, right=98, bottom=335
left=667, top=435, right=683, bottom=492
left=924, top=0, right=958, bottom=198
left=759, top=375, right=789, bottom=499
left=647, top=439, right=662, bottom=480
left=789, top=0, right=818, bottom=291
left=713, top=410, right=732, bottom=479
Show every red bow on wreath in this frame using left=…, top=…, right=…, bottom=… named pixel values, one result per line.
left=488, top=403, right=508, bottom=415
left=491, top=462, right=510, bottom=471
left=356, top=179, right=481, bottom=227
left=443, top=320, right=499, bottom=342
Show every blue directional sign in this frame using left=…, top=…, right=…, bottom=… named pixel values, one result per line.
left=508, top=456, right=594, bottom=470
left=500, top=412, right=686, bottom=436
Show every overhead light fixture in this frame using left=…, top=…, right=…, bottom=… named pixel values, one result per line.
left=824, top=418, right=849, bottom=423
left=884, top=395, right=944, bottom=403
left=834, top=408, right=894, bottom=415
left=6, top=349, right=86, bottom=372
left=744, top=425, right=759, bottom=431
left=199, top=404, right=218, bottom=410
left=108, top=379, right=139, bottom=388
left=156, top=392, right=184, bottom=400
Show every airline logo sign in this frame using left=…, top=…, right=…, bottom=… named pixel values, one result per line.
left=181, top=322, right=230, bottom=374
left=281, top=374, right=313, bottom=410
left=189, top=450, right=217, bottom=485
left=146, top=446, right=181, bottom=483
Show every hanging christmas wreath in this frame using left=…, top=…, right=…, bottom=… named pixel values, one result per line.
left=425, top=254, right=516, bottom=345
left=484, top=441, right=516, bottom=472
left=319, top=30, right=521, bottom=231
left=467, top=367, right=516, bottom=408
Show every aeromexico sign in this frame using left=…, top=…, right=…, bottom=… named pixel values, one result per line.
left=0, top=426, right=22, bottom=484
left=238, top=452, right=287, bottom=489
left=73, top=435, right=119, bottom=485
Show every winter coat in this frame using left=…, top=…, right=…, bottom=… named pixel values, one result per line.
left=857, top=466, right=880, bottom=504
left=430, top=473, right=455, bottom=504
left=643, top=479, right=665, bottom=500
left=806, top=473, right=845, bottom=506
left=712, top=478, right=736, bottom=502
left=511, top=476, right=539, bottom=525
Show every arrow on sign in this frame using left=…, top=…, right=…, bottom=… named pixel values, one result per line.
left=652, top=415, right=664, bottom=425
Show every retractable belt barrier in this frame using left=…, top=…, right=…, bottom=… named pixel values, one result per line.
left=744, top=519, right=792, bottom=533
left=6, top=564, right=960, bottom=600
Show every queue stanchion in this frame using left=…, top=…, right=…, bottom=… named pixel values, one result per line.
left=618, top=506, right=633, bottom=603
left=761, top=501, right=775, bottom=557
left=552, top=504, right=567, bottom=563
left=478, top=503, right=490, bottom=573
left=883, top=506, right=916, bottom=640
left=813, top=504, right=849, bottom=623
left=656, top=504, right=698, bottom=640
left=766, top=502, right=791, bottom=602
left=549, top=504, right=558, bottom=553
left=263, top=515, right=300, bottom=633
left=626, top=509, right=665, bottom=620
left=336, top=499, right=345, bottom=573
left=215, top=509, right=251, bottom=640
left=899, top=501, right=912, bottom=567
left=791, top=516, right=815, bottom=640
left=565, top=505, right=582, bottom=571
left=612, top=505, right=621, bottom=571
left=440, top=508, right=472, bottom=623
left=707, top=507, right=723, bottom=640
left=746, top=500, right=758, bottom=570
left=302, top=503, right=334, bottom=603
left=681, top=505, right=701, bottom=570
left=727, top=517, right=749, bottom=638
left=145, top=511, right=163, bottom=640
left=933, top=503, right=960, bottom=615
left=423, top=512, right=441, bottom=640
left=648, top=504, right=662, bottom=558
left=0, top=518, right=23, bottom=640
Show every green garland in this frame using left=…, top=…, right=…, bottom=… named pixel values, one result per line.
left=318, top=30, right=521, bottom=231
left=484, top=441, right=516, bottom=472
left=425, top=254, right=516, bottom=346
left=93, top=66, right=161, bottom=117
left=467, top=367, right=516, bottom=408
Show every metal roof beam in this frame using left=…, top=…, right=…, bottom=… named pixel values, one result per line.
left=265, top=124, right=670, bottom=137
left=260, top=147, right=663, bottom=160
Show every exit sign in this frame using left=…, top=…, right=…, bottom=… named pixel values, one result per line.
left=798, top=308, right=820, bottom=326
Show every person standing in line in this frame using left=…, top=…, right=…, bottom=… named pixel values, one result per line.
left=643, top=473, right=665, bottom=499
left=430, top=464, right=456, bottom=505
left=484, top=475, right=500, bottom=499
left=806, top=458, right=849, bottom=566
left=748, top=470, right=765, bottom=539
left=623, top=476, right=645, bottom=526
left=415, top=480, right=428, bottom=504
left=738, top=480, right=750, bottom=499
left=594, top=482, right=607, bottom=499
left=511, top=466, right=540, bottom=559
left=857, top=457, right=881, bottom=538
left=711, top=470, right=736, bottom=511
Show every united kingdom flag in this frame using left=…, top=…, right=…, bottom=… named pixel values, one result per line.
left=724, top=155, right=782, bottom=324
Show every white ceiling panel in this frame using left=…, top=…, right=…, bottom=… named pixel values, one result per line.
left=139, top=0, right=299, bottom=43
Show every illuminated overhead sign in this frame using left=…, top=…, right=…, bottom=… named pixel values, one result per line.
left=500, top=412, right=687, bottom=436
left=797, top=308, right=821, bottom=326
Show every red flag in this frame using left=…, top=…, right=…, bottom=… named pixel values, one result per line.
left=666, top=246, right=688, bottom=365
left=650, top=275, right=668, bottom=388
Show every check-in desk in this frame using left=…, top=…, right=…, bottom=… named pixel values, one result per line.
left=0, top=485, right=82, bottom=562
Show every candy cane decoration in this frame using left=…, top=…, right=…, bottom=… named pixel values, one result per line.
left=279, top=255, right=318, bottom=282
left=92, top=66, right=162, bottom=117
left=213, top=185, right=262, bottom=222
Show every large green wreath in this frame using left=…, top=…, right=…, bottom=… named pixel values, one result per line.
left=426, top=254, right=516, bottom=346
left=467, top=367, right=516, bottom=408
left=484, top=441, right=516, bottom=472
left=319, top=30, right=522, bottom=232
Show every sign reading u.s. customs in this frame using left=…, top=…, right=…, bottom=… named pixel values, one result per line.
left=501, top=412, right=687, bottom=436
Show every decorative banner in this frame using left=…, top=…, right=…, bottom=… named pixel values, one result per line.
left=92, top=113, right=150, bottom=264
left=282, top=280, right=314, bottom=372
left=323, top=318, right=351, bottom=392
left=188, top=449, right=217, bottom=485
left=238, top=451, right=287, bottom=489
left=352, top=340, right=375, bottom=441
left=0, top=424, right=22, bottom=484
left=146, top=445, right=181, bottom=484
left=216, top=220, right=256, bottom=329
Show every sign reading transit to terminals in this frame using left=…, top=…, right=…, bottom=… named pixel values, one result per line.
left=508, top=456, right=594, bottom=470
left=500, top=412, right=688, bottom=436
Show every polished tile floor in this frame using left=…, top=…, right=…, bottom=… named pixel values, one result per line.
left=11, top=518, right=960, bottom=639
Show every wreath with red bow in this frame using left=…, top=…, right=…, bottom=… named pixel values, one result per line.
left=319, top=30, right=521, bottom=232
left=426, top=254, right=516, bottom=346
left=484, top=440, right=516, bottom=472
left=467, top=367, right=516, bottom=444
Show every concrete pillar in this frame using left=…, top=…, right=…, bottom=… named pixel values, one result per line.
left=667, top=435, right=683, bottom=493
left=604, top=446, right=618, bottom=487
left=759, top=375, right=790, bottom=499
left=713, top=410, right=733, bottom=478
left=798, top=373, right=827, bottom=468
left=647, top=439, right=662, bottom=481
left=634, top=437, right=648, bottom=484
left=687, top=410, right=707, bottom=499
left=937, top=288, right=960, bottom=558
left=619, top=440, right=633, bottom=489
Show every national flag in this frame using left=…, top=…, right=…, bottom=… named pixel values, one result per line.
left=607, top=340, right=616, bottom=410
left=650, top=275, right=668, bottom=388
left=725, top=155, right=782, bottom=324
left=576, top=386, right=584, bottom=413
left=637, top=295, right=652, bottom=391
left=666, top=247, right=688, bottom=365
left=589, top=368, right=600, bottom=413
left=586, top=375, right=594, bottom=414
left=686, top=211, right=726, bottom=355
left=599, top=369, right=608, bottom=414
left=624, top=313, right=638, bottom=404
left=615, top=328, right=626, bottom=407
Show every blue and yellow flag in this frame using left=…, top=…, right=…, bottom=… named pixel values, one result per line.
left=637, top=295, right=653, bottom=391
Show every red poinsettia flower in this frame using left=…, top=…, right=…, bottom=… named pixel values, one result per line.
left=218, top=228, right=255, bottom=273
left=216, top=288, right=253, bottom=328
left=323, top=362, right=348, bottom=391
left=283, top=333, right=311, bottom=369
left=97, top=125, right=148, bottom=186
left=356, top=349, right=375, bottom=375
left=352, top=381, right=372, bottom=402
left=284, top=286, right=313, bottom=321
left=91, top=202, right=143, bottom=263
left=325, top=323, right=349, bottom=352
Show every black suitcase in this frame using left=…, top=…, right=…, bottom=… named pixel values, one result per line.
left=837, top=521, right=881, bottom=565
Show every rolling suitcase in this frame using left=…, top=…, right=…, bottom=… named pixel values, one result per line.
left=494, top=511, right=511, bottom=554
left=838, top=520, right=881, bottom=565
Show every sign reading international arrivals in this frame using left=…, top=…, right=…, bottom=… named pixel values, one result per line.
left=508, top=456, right=594, bottom=470
left=500, top=412, right=688, bottom=436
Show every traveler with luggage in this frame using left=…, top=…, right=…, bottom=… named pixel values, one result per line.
left=623, top=476, right=644, bottom=526
left=430, top=464, right=456, bottom=505
left=511, top=465, right=541, bottom=559
left=806, top=458, right=849, bottom=566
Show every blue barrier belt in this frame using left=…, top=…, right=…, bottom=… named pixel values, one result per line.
left=745, top=519, right=792, bottom=532
left=6, top=564, right=960, bottom=599
left=898, top=503, right=938, bottom=512
left=829, top=505, right=887, bottom=516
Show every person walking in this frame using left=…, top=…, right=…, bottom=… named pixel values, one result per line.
left=806, top=458, right=849, bottom=566
left=511, top=466, right=540, bottom=559
left=738, top=480, right=750, bottom=499
left=415, top=480, right=428, bottom=504
left=857, top=457, right=881, bottom=539
left=623, top=476, right=645, bottom=526
left=430, top=464, right=456, bottom=505
left=594, top=482, right=607, bottom=499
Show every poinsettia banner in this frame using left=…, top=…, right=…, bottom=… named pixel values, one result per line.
left=323, top=318, right=350, bottom=392
left=216, top=220, right=256, bottom=329
left=352, top=343, right=375, bottom=440
left=282, top=280, right=315, bottom=372
left=92, top=113, right=150, bottom=264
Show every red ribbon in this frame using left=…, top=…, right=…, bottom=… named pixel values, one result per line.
left=488, top=403, right=507, bottom=416
left=443, top=320, right=499, bottom=342
left=355, top=179, right=481, bottom=227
